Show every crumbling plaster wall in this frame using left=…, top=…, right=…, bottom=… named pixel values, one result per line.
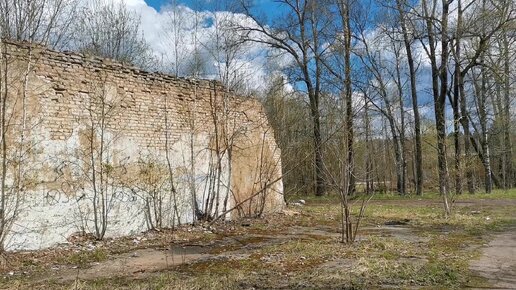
left=1, top=41, right=284, bottom=251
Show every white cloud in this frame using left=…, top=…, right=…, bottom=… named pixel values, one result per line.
left=103, top=0, right=281, bottom=94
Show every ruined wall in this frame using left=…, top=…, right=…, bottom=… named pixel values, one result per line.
left=0, top=41, right=284, bottom=251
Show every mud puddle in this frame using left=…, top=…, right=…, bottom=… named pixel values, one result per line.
left=41, top=244, right=210, bottom=282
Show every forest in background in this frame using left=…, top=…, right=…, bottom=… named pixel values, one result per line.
left=0, top=0, right=515, bottom=208
left=1, top=2, right=516, bottom=287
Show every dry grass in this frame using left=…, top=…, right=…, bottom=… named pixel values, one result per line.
left=1, top=191, right=515, bottom=289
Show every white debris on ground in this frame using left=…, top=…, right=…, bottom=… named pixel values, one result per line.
left=290, top=199, right=306, bottom=206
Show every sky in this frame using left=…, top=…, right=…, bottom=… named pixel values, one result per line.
left=121, top=0, right=439, bottom=123
left=113, top=0, right=284, bottom=94
left=143, top=0, right=285, bottom=17
left=76, top=0, right=496, bottom=136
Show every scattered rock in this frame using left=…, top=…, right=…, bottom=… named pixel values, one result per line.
left=291, top=199, right=306, bottom=206
left=260, top=253, right=284, bottom=263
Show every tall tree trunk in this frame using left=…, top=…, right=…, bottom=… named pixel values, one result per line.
left=396, top=0, right=423, bottom=195
left=477, top=0, right=492, bottom=193
left=438, top=0, right=451, bottom=215
left=459, top=74, right=475, bottom=193
left=502, top=30, right=513, bottom=188
left=343, top=0, right=355, bottom=195
left=309, top=4, right=325, bottom=197
left=364, top=93, right=373, bottom=194
left=478, top=57, right=493, bottom=193
left=451, top=0, right=463, bottom=195
left=395, top=56, right=407, bottom=195
left=308, top=86, right=325, bottom=196
left=451, top=82, right=462, bottom=195
left=423, top=0, right=451, bottom=215
left=392, top=122, right=404, bottom=194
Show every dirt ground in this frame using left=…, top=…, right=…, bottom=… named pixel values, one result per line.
left=1, top=192, right=515, bottom=289
left=469, top=226, right=516, bottom=289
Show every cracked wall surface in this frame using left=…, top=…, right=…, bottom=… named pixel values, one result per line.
left=0, top=41, right=284, bottom=251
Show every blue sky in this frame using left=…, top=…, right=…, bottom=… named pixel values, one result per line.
left=137, top=0, right=437, bottom=122
left=143, top=0, right=164, bottom=10
left=143, top=0, right=285, bottom=18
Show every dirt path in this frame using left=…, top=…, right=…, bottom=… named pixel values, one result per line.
left=470, top=227, right=516, bottom=289
left=11, top=197, right=515, bottom=289
left=37, top=225, right=342, bottom=283
left=38, top=224, right=426, bottom=285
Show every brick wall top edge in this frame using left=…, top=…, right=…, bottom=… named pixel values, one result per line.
left=0, top=39, right=233, bottom=93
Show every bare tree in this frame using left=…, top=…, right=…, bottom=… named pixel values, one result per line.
left=124, top=153, right=170, bottom=231
left=56, top=75, right=128, bottom=240
left=453, top=0, right=514, bottom=193
left=416, top=0, right=452, bottom=216
left=355, top=17, right=408, bottom=195
left=0, top=0, right=76, bottom=251
left=395, top=0, right=424, bottom=195
left=338, top=0, right=356, bottom=196
left=72, top=0, right=156, bottom=69
left=263, top=76, right=314, bottom=196
left=239, top=0, right=334, bottom=196
left=0, top=0, right=77, bottom=48
left=163, top=93, right=182, bottom=227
